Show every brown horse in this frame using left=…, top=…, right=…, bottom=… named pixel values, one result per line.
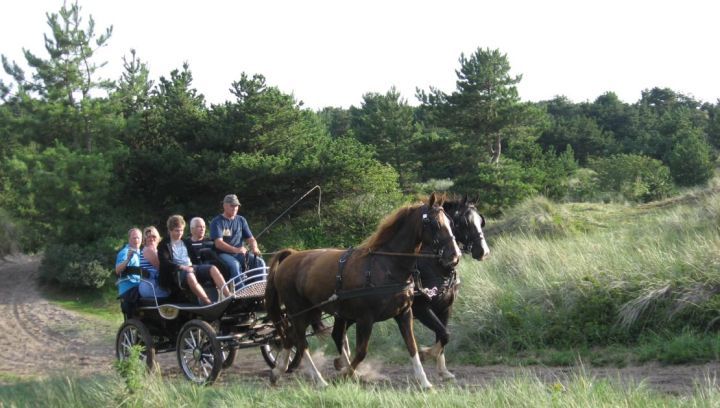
left=265, top=194, right=460, bottom=387
left=331, top=195, right=491, bottom=380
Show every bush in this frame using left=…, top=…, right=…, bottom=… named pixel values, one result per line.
left=40, top=238, right=121, bottom=289
left=261, top=192, right=406, bottom=250
left=0, top=209, right=18, bottom=259
left=666, top=131, right=714, bottom=186
left=452, top=160, right=539, bottom=216
left=487, top=196, right=582, bottom=238
left=588, top=154, right=675, bottom=202
left=566, top=168, right=600, bottom=202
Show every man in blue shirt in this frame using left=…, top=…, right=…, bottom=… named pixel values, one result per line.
left=115, top=228, right=142, bottom=296
left=210, top=194, right=261, bottom=287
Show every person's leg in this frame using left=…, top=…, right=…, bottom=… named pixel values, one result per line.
left=186, top=271, right=212, bottom=305
left=209, top=265, right=231, bottom=298
left=244, top=253, right=266, bottom=283
left=218, top=253, right=244, bottom=287
left=196, top=264, right=230, bottom=298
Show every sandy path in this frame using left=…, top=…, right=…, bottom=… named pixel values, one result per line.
left=0, top=255, right=717, bottom=394
left=0, top=255, right=115, bottom=378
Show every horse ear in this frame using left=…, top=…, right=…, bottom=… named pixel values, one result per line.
left=462, top=193, right=468, bottom=205
left=428, top=193, right=436, bottom=207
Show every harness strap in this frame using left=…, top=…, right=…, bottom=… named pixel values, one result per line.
left=283, top=282, right=413, bottom=322
left=336, top=247, right=355, bottom=292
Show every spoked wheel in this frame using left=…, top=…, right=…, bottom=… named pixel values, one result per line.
left=176, top=320, right=223, bottom=385
left=260, top=339, right=299, bottom=370
left=221, top=343, right=237, bottom=369
left=116, top=319, right=156, bottom=370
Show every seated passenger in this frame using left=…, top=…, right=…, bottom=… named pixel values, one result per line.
left=138, top=226, right=171, bottom=299
left=185, top=217, right=216, bottom=265
left=158, top=215, right=230, bottom=305
left=115, top=227, right=142, bottom=296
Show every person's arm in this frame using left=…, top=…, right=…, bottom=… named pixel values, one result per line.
left=214, top=238, right=241, bottom=254
left=115, top=248, right=135, bottom=276
left=143, top=246, right=160, bottom=269
left=242, top=218, right=260, bottom=255
left=246, top=237, right=260, bottom=256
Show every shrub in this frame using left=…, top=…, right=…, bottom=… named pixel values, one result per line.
left=487, top=196, right=581, bottom=238
left=40, top=237, right=121, bottom=289
left=666, top=131, right=714, bottom=186
left=452, top=160, right=539, bottom=216
left=588, top=154, right=674, bottom=202
left=113, top=345, right=146, bottom=394
left=0, top=209, right=18, bottom=259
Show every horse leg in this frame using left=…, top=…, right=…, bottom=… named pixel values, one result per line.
left=434, top=297, right=455, bottom=380
left=394, top=308, right=432, bottom=388
left=270, top=347, right=292, bottom=385
left=332, top=318, right=354, bottom=374
left=302, top=348, right=329, bottom=387
left=349, top=318, right=374, bottom=373
left=413, top=303, right=448, bottom=362
left=293, top=317, right=328, bottom=387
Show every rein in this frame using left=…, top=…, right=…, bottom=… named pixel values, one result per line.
left=282, top=282, right=414, bottom=322
left=369, top=251, right=440, bottom=258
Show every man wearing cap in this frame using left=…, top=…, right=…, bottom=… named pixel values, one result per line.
left=209, top=194, right=261, bottom=287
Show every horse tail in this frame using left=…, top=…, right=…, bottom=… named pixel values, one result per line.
left=265, top=249, right=296, bottom=340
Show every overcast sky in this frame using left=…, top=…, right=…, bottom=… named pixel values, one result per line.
left=2, top=0, right=719, bottom=109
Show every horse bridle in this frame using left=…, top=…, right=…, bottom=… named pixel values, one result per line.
left=422, top=205, right=456, bottom=259
left=452, top=206, right=486, bottom=254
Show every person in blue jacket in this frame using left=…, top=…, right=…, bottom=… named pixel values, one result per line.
left=115, top=228, right=142, bottom=296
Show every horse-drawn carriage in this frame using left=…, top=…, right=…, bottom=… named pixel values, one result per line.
left=115, top=194, right=489, bottom=387
left=115, top=260, right=287, bottom=385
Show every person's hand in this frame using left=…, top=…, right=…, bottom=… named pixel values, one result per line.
left=238, top=246, right=248, bottom=255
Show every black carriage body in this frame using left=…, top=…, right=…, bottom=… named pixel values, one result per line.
left=115, top=263, right=280, bottom=385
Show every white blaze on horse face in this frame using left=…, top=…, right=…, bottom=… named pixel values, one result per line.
left=439, top=211, right=462, bottom=262
left=469, top=211, right=490, bottom=259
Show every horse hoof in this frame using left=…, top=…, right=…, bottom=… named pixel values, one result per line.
left=270, top=370, right=280, bottom=385
left=440, top=371, right=456, bottom=381
left=333, top=357, right=344, bottom=371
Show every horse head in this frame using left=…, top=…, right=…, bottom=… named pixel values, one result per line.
left=421, top=193, right=461, bottom=269
left=444, top=194, right=490, bottom=261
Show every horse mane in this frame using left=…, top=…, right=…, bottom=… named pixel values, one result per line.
left=358, top=203, right=423, bottom=252
left=443, top=194, right=473, bottom=212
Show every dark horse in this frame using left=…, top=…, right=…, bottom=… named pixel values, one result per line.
left=265, top=194, right=460, bottom=387
left=331, top=195, right=490, bottom=380
left=413, top=196, right=489, bottom=379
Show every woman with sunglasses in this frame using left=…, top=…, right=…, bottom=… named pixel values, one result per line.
left=138, top=226, right=171, bottom=299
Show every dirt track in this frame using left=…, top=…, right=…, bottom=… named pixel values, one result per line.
left=0, top=256, right=718, bottom=394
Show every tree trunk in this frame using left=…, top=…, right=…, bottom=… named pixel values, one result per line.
left=490, top=133, right=501, bottom=164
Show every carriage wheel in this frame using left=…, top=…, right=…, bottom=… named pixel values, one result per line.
left=221, top=343, right=237, bottom=368
left=260, top=339, right=301, bottom=371
left=176, top=320, right=223, bottom=385
left=116, top=319, right=156, bottom=370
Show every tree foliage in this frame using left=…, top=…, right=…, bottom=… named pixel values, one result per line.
left=350, top=88, right=419, bottom=190
left=0, top=2, right=718, bottom=289
left=418, top=47, right=525, bottom=165
left=588, top=154, right=674, bottom=202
